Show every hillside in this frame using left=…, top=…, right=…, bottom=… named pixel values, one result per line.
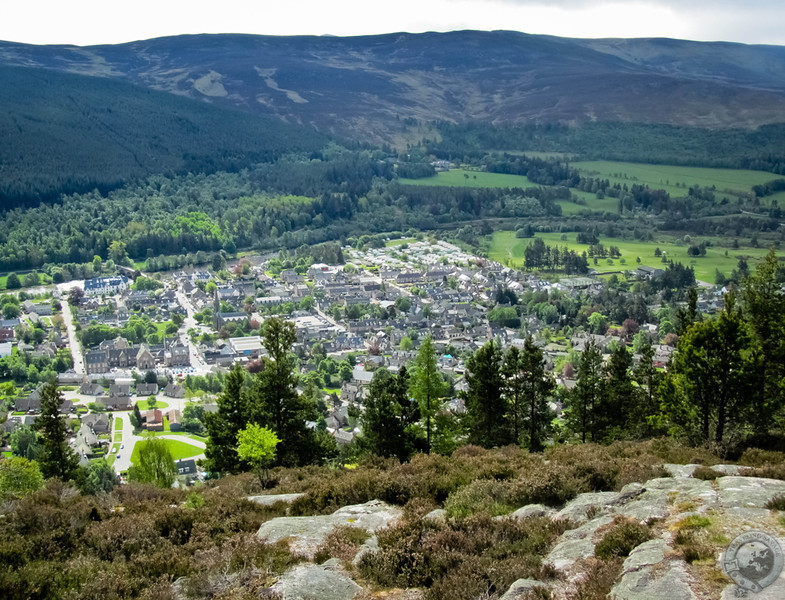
left=2, top=30, right=785, bottom=141
left=0, top=64, right=327, bottom=206
left=3, top=441, right=785, bottom=599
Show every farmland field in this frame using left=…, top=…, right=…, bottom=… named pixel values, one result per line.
left=399, top=169, right=535, bottom=188
left=489, top=231, right=784, bottom=282
left=398, top=169, right=617, bottom=214
left=571, top=160, right=777, bottom=199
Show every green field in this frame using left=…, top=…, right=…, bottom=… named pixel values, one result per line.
left=571, top=160, right=776, bottom=199
left=399, top=169, right=615, bottom=214
left=386, top=237, right=417, bottom=247
left=399, top=169, right=535, bottom=188
left=130, top=438, right=203, bottom=465
left=114, top=417, right=123, bottom=431
left=489, top=231, right=783, bottom=282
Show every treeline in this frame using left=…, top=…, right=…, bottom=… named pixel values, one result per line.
left=0, top=152, right=569, bottom=272
left=522, top=238, right=589, bottom=274
left=429, top=121, right=785, bottom=172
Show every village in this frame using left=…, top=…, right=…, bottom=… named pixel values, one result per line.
left=1, top=238, right=725, bottom=482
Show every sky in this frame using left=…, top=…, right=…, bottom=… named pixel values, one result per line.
left=4, top=0, right=785, bottom=47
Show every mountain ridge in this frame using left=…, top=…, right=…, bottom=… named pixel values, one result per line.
left=2, top=30, right=785, bottom=140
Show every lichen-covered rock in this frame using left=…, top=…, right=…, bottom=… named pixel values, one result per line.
left=509, top=503, right=555, bottom=521
left=423, top=508, right=447, bottom=523
left=257, top=499, right=402, bottom=559
left=553, top=492, right=620, bottom=524
left=711, top=465, right=749, bottom=476
left=644, top=477, right=718, bottom=507
left=717, top=476, right=785, bottom=512
left=351, top=534, right=379, bottom=567
left=248, top=493, right=306, bottom=506
left=611, top=538, right=698, bottom=600
left=663, top=464, right=700, bottom=478
left=545, top=515, right=615, bottom=572
left=270, top=563, right=362, bottom=600
left=499, top=578, right=548, bottom=600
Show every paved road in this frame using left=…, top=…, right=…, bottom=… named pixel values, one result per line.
left=57, top=282, right=86, bottom=375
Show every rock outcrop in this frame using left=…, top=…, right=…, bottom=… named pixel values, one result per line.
left=257, top=499, right=402, bottom=559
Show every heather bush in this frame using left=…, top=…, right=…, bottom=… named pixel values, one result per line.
left=766, top=494, right=785, bottom=510
left=444, top=479, right=514, bottom=518
left=594, top=519, right=652, bottom=559
left=692, top=466, right=722, bottom=480
left=739, top=447, right=785, bottom=467
left=313, top=525, right=371, bottom=563
left=357, top=513, right=568, bottom=600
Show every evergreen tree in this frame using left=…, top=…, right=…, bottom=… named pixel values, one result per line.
left=630, top=340, right=663, bottom=438
left=567, top=340, right=605, bottom=443
left=741, top=249, right=785, bottom=425
left=34, top=380, right=79, bottom=480
left=602, top=343, right=635, bottom=439
left=410, top=336, right=445, bottom=454
left=660, top=293, right=764, bottom=444
left=204, top=364, right=248, bottom=473
left=358, top=367, right=417, bottom=461
left=502, top=340, right=555, bottom=451
left=464, top=340, right=511, bottom=448
left=250, top=317, right=319, bottom=466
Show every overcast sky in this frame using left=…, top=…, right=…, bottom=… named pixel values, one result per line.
left=4, top=0, right=784, bottom=47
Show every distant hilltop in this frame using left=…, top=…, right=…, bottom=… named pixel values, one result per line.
left=2, top=30, right=785, bottom=141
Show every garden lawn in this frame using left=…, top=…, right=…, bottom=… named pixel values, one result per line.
left=136, top=399, right=169, bottom=410
left=130, top=438, right=203, bottom=465
left=489, top=231, right=785, bottom=282
left=114, top=417, right=123, bottom=432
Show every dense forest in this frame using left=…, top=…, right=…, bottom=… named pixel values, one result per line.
left=0, top=65, right=327, bottom=208
left=430, top=121, right=785, bottom=172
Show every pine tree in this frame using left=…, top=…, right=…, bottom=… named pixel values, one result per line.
left=503, top=338, right=555, bottom=451
left=464, top=340, right=511, bottom=448
left=358, top=367, right=417, bottom=461
left=34, top=380, right=79, bottom=480
left=250, top=317, right=319, bottom=466
left=629, top=340, right=663, bottom=437
left=204, top=364, right=248, bottom=473
left=567, top=340, right=605, bottom=443
left=602, top=343, right=634, bottom=439
left=410, top=336, right=445, bottom=454
left=660, top=293, right=764, bottom=444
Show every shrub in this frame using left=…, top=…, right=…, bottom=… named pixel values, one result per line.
left=766, top=494, right=785, bottom=511
left=740, top=448, right=785, bottom=467
left=692, top=466, right=722, bottom=480
left=444, top=479, right=513, bottom=518
left=357, top=514, right=569, bottom=600
left=313, top=526, right=370, bottom=564
left=594, top=520, right=652, bottom=559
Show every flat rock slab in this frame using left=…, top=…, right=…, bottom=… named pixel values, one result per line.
left=663, top=464, right=700, bottom=478
left=644, top=477, right=717, bottom=507
left=509, top=503, right=556, bottom=521
left=717, top=476, right=785, bottom=510
left=257, top=500, right=402, bottom=559
left=248, top=493, right=306, bottom=506
left=611, top=538, right=698, bottom=600
left=270, top=563, right=361, bottom=600
left=546, top=515, right=615, bottom=572
left=553, top=492, right=620, bottom=524
left=500, top=578, right=547, bottom=600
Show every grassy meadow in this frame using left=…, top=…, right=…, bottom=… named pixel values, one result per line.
left=489, top=231, right=783, bottom=282
left=571, top=160, right=777, bottom=199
